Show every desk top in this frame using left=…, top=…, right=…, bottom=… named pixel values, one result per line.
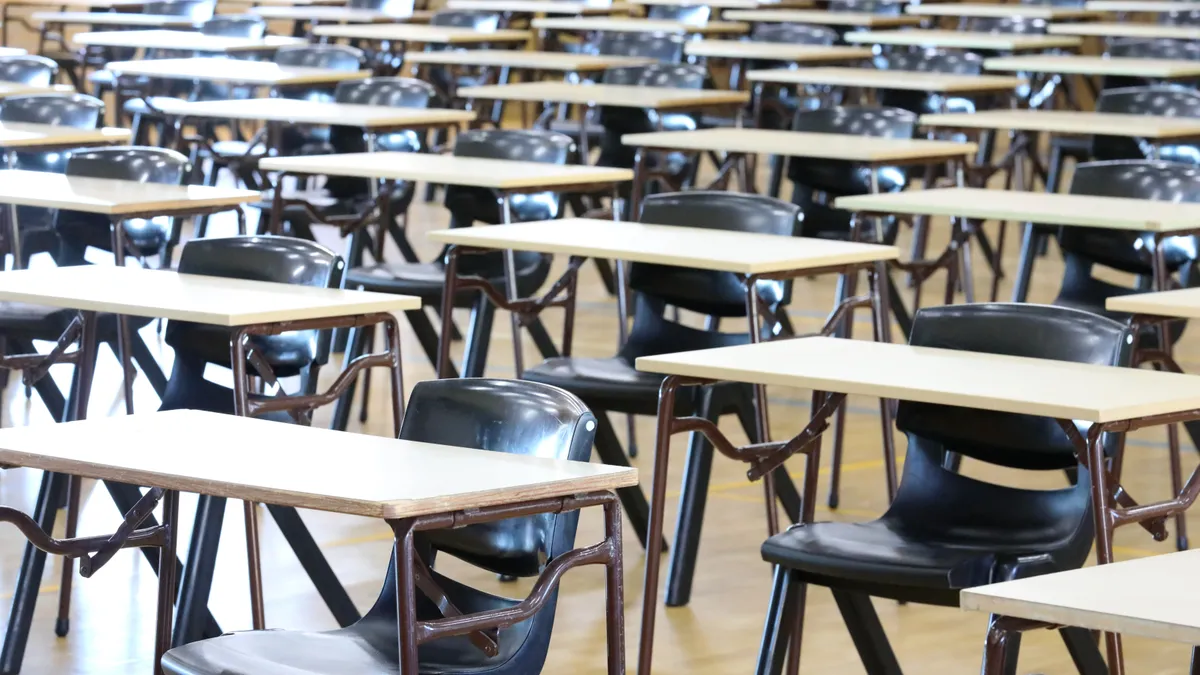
left=905, top=2, right=1105, bottom=18
left=837, top=188, right=1200, bottom=234
left=403, top=48, right=653, bottom=71
left=919, top=109, right=1200, bottom=138
left=0, top=48, right=26, bottom=56
left=1108, top=288, right=1200, bottom=319
left=311, top=23, right=532, bottom=41
left=723, top=9, right=921, bottom=26
left=0, top=266, right=419, bottom=325
left=0, top=82, right=76, bottom=99
left=531, top=16, right=749, bottom=33
left=747, top=66, right=1025, bottom=93
left=250, top=5, right=408, bottom=20
left=10, top=0, right=144, bottom=7
left=427, top=219, right=898, bottom=274
left=843, top=29, right=1082, bottom=52
left=0, top=169, right=253, bottom=214
left=104, top=57, right=371, bottom=85
left=0, top=410, right=637, bottom=519
left=445, top=0, right=630, bottom=13
left=32, top=11, right=198, bottom=26
left=259, top=151, right=634, bottom=188
left=685, top=39, right=873, bottom=62
left=635, top=336, right=1200, bottom=423
left=1048, top=21, right=1200, bottom=40
left=961, top=550, right=1200, bottom=644
left=71, top=29, right=307, bottom=51
left=1085, top=0, right=1200, bottom=12
left=148, top=97, right=475, bottom=127
left=623, top=128, right=976, bottom=163
left=985, top=54, right=1200, bottom=78
left=457, top=81, right=749, bottom=109
left=632, top=0, right=811, bottom=7
left=0, top=123, right=129, bottom=148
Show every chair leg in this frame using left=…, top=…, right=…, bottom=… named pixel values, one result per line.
left=831, top=590, right=903, bottom=675
left=592, top=258, right=618, bottom=295
left=665, top=388, right=719, bottom=608
left=525, top=316, right=561, bottom=360
left=174, top=494, right=226, bottom=646
left=330, top=323, right=368, bottom=432
left=355, top=324, right=376, bottom=425
left=130, top=333, right=167, bottom=397
left=406, top=308, right=453, bottom=376
left=266, top=504, right=361, bottom=628
left=592, top=411, right=661, bottom=551
left=194, top=159, right=221, bottom=238
left=1168, top=422, right=1188, bottom=551
left=827, top=272, right=858, bottom=509
left=1060, top=626, right=1107, bottom=675
left=754, top=566, right=801, bottom=675
left=0, top=472, right=65, bottom=675
left=462, top=295, right=495, bottom=378
left=54, top=475, right=82, bottom=637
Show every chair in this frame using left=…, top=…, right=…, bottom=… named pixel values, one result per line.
left=199, top=13, right=266, bottom=37
left=334, top=129, right=567, bottom=427
left=597, top=64, right=707, bottom=194
left=87, top=0, right=218, bottom=96
left=1163, top=8, right=1200, bottom=25
left=0, top=55, right=57, bottom=86
left=423, top=10, right=504, bottom=122
left=161, top=377, right=596, bottom=675
left=754, top=302, right=1125, bottom=675
left=873, top=49, right=985, bottom=114
left=828, top=0, right=902, bottom=14
left=587, top=31, right=687, bottom=62
left=965, top=15, right=1048, bottom=33
left=1093, top=85, right=1200, bottom=164
left=1108, top=38, right=1200, bottom=90
left=0, top=93, right=104, bottom=268
left=429, top=9, right=500, bottom=29
left=645, top=3, right=711, bottom=22
left=521, top=190, right=804, bottom=600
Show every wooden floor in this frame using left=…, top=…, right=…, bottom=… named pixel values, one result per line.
left=0, top=22, right=1197, bottom=675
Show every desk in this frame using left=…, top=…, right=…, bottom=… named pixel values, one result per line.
left=32, top=10, right=199, bottom=27
left=905, top=2, right=1105, bottom=19
left=684, top=39, right=872, bottom=64
left=843, top=29, right=1082, bottom=52
left=104, top=57, right=371, bottom=86
left=1048, top=21, right=1200, bottom=40
left=985, top=53, right=1200, bottom=79
left=0, top=408, right=636, bottom=675
left=965, top=549, right=1200, bottom=674
left=635, top=335, right=1200, bottom=675
left=310, top=22, right=532, bottom=43
left=839, top=186, right=1200, bottom=304
left=531, top=15, right=750, bottom=34
left=723, top=8, right=921, bottom=26
left=429, top=217, right=898, bottom=564
left=403, top=48, right=654, bottom=73
left=71, top=29, right=308, bottom=52
left=747, top=66, right=1025, bottom=94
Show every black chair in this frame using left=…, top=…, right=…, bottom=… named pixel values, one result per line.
left=0, top=93, right=104, bottom=268
left=200, top=13, right=266, bottom=37
left=522, top=190, right=804, bottom=598
left=754, top=302, right=1124, bottom=675
left=1163, top=8, right=1200, bottom=25
left=1108, top=38, right=1200, bottom=90
left=0, top=55, right=56, bottom=86
left=1094, top=85, right=1200, bottom=164
left=966, top=15, right=1049, bottom=33
left=161, top=377, right=596, bottom=675
left=334, top=129, right=567, bottom=427
left=645, top=3, right=711, bottom=21
left=587, top=31, right=687, bottom=62
left=828, top=0, right=902, bottom=14
left=423, top=10, right=505, bottom=121
left=874, top=49, right=985, bottom=114
left=87, top=0, right=218, bottom=96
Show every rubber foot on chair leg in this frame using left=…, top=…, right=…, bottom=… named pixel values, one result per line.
left=498, top=574, right=517, bottom=583
left=1178, top=535, right=1189, bottom=552
left=55, top=618, right=69, bottom=637
left=628, top=444, right=638, bottom=459
left=827, top=494, right=839, bottom=509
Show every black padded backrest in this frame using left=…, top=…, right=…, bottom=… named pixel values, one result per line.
left=200, top=14, right=265, bottom=37
left=629, top=191, right=802, bottom=317
left=592, top=31, right=685, bottom=62
left=65, top=146, right=189, bottom=183
left=646, top=3, right=710, bottom=21
left=897, top=303, right=1131, bottom=470
left=348, top=0, right=413, bottom=12
left=144, top=0, right=214, bottom=19
left=752, top=22, right=838, bottom=44
left=273, top=45, right=363, bottom=101
left=599, top=64, right=705, bottom=147
left=0, top=56, right=56, bottom=86
left=828, top=0, right=902, bottom=14
left=332, top=77, right=435, bottom=153
left=1163, top=8, right=1200, bottom=25
left=444, top=128, right=573, bottom=225
left=1093, top=86, right=1200, bottom=163
left=165, top=236, right=345, bottom=368
left=0, top=92, right=102, bottom=127
left=877, top=49, right=983, bottom=74
left=400, top=378, right=597, bottom=575
left=967, top=16, right=1047, bottom=33
left=602, top=62, right=705, bottom=88
left=429, top=9, right=500, bottom=29
left=788, top=106, right=915, bottom=195
left=1110, top=37, right=1200, bottom=59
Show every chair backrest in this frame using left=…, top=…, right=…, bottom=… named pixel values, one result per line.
left=144, top=0, right=215, bottom=20
left=828, top=0, right=902, bottom=14
left=591, top=31, right=686, bottom=62
left=429, top=9, right=500, bottom=29
left=1, top=94, right=104, bottom=173
left=1110, top=37, right=1200, bottom=59
left=200, top=14, right=266, bottom=37
left=348, top=0, right=413, bottom=14
left=444, top=128, right=574, bottom=225
left=164, top=236, right=345, bottom=372
left=875, top=49, right=985, bottom=113
left=0, top=55, right=57, bottom=86
left=966, top=16, right=1047, bottom=33
left=1163, top=8, right=1200, bottom=25
left=1093, top=86, right=1200, bottom=163
left=356, top=379, right=596, bottom=674
left=884, top=303, right=1124, bottom=585
left=272, top=44, right=363, bottom=101
left=751, top=22, right=838, bottom=45
left=1061, top=160, right=1200, bottom=274
left=788, top=105, right=916, bottom=195
left=332, top=77, right=435, bottom=153
left=645, top=3, right=710, bottom=22
left=616, top=192, right=802, bottom=362
left=601, top=62, right=706, bottom=88
left=64, top=145, right=190, bottom=184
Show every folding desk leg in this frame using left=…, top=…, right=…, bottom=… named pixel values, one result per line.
left=0, top=472, right=65, bottom=675
left=267, top=504, right=361, bottom=627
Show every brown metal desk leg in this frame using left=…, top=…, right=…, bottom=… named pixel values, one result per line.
left=109, top=219, right=135, bottom=414
left=981, top=616, right=1012, bottom=675
left=1085, top=425, right=1124, bottom=675
left=392, top=519, right=420, bottom=675
left=869, top=262, right=898, bottom=499
left=155, top=489, right=180, bottom=675
left=231, top=330, right=266, bottom=630
left=604, top=499, right=626, bottom=675
left=637, top=378, right=682, bottom=675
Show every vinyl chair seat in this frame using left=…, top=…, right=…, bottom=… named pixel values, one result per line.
left=211, top=139, right=268, bottom=159
left=522, top=356, right=682, bottom=416
left=0, top=302, right=153, bottom=339
left=168, top=326, right=318, bottom=374
left=345, top=255, right=550, bottom=302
